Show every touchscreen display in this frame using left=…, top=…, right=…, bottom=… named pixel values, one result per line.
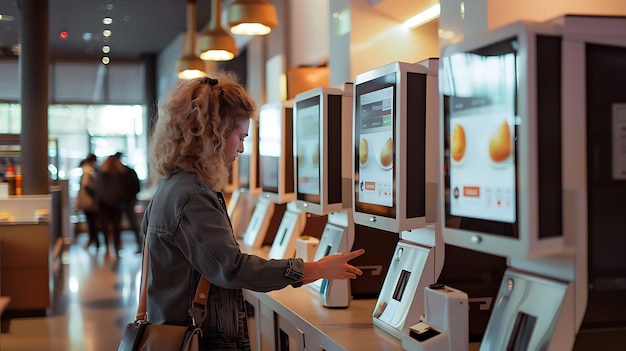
left=259, top=106, right=281, bottom=192
left=238, top=154, right=250, bottom=188
left=446, top=44, right=518, bottom=224
left=296, top=98, right=321, bottom=199
left=357, top=85, right=394, bottom=208
left=238, top=132, right=253, bottom=188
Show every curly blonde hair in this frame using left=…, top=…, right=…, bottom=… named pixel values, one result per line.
left=149, top=72, right=256, bottom=190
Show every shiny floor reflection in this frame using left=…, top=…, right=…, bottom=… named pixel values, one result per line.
left=1, top=231, right=142, bottom=351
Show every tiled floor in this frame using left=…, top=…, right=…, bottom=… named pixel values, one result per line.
left=0, top=231, right=142, bottom=351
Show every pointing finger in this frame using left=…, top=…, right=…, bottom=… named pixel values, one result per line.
left=344, top=248, right=365, bottom=260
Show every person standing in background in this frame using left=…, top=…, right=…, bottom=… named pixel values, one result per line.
left=75, top=153, right=100, bottom=250
left=95, top=154, right=125, bottom=257
left=113, top=152, right=142, bottom=252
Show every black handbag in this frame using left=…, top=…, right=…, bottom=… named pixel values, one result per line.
left=118, top=236, right=211, bottom=351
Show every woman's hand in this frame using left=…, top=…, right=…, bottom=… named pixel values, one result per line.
left=303, top=249, right=366, bottom=283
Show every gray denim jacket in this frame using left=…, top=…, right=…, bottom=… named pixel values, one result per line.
left=141, top=171, right=304, bottom=350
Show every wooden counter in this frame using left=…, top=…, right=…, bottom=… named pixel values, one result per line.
left=0, top=221, right=51, bottom=315
left=0, top=196, right=53, bottom=334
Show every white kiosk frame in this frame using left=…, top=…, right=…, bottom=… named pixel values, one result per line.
left=370, top=58, right=446, bottom=341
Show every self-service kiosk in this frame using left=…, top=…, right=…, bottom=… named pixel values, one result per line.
left=292, top=84, right=356, bottom=307
left=353, top=59, right=449, bottom=341
left=421, top=16, right=626, bottom=351
left=241, top=101, right=294, bottom=249
left=433, top=19, right=570, bottom=351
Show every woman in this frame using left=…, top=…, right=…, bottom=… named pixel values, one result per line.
left=75, top=153, right=99, bottom=250
left=142, top=73, right=364, bottom=350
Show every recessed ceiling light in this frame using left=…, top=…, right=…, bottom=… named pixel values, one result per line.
left=103, top=17, right=113, bottom=25
left=102, top=57, right=110, bottom=65
left=98, top=4, right=114, bottom=11
left=0, top=14, right=15, bottom=21
left=103, top=29, right=111, bottom=37
left=102, top=45, right=110, bottom=54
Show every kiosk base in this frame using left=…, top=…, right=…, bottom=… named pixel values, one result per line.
left=241, top=197, right=286, bottom=249
left=228, top=189, right=258, bottom=239
left=479, top=269, right=569, bottom=351
left=306, top=211, right=355, bottom=308
left=268, top=203, right=307, bottom=259
left=373, top=240, right=437, bottom=340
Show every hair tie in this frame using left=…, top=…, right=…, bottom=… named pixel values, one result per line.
left=201, top=77, right=219, bottom=86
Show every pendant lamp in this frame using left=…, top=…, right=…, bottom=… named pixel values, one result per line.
left=177, top=0, right=207, bottom=79
left=227, top=0, right=278, bottom=36
left=199, top=0, right=238, bottom=61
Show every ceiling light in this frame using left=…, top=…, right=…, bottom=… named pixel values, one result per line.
left=227, top=0, right=278, bottom=35
left=177, top=0, right=207, bottom=79
left=99, top=4, right=114, bottom=11
left=103, top=17, right=113, bottom=25
left=198, top=0, right=238, bottom=61
left=403, top=4, right=440, bottom=29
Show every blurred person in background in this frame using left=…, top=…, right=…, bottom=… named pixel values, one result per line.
left=113, top=152, right=142, bottom=253
left=75, top=153, right=100, bottom=250
left=95, top=154, right=126, bottom=257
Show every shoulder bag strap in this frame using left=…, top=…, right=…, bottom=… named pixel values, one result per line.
left=135, top=235, right=211, bottom=326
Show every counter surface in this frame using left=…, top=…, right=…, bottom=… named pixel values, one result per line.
left=245, top=287, right=403, bottom=351
left=241, top=242, right=402, bottom=350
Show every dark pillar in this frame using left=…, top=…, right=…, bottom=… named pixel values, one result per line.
left=141, top=54, right=158, bottom=136
left=20, top=0, right=50, bottom=195
left=141, top=54, right=157, bottom=183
